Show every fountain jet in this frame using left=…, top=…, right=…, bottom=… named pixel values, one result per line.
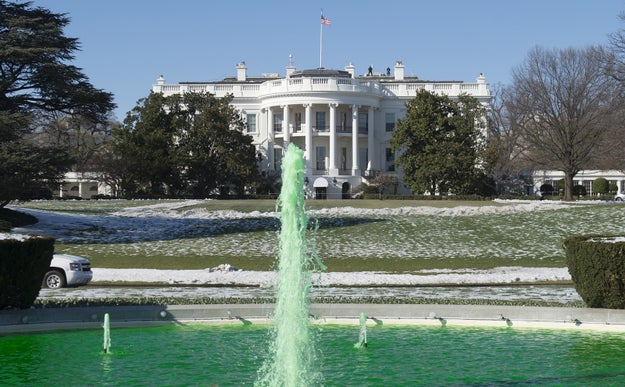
left=103, top=313, right=111, bottom=354
left=255, top=143, right=324, bottom=386
left=354, top=312, right=368, bottom=348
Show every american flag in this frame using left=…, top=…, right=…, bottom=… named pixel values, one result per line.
left=321, top=14, right=331, bottom=25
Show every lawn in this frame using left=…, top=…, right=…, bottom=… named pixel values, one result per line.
left=12, top=199, right=625, bottom=273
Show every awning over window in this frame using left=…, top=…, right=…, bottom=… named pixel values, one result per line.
left=313, top=177, right=329, bottom=188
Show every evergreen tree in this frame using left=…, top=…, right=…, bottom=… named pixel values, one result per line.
left=0, top=1, right=114, bottom=205
left=391, top=90, right=485, bottom=195
left=109, top=92, right=260, bottom=197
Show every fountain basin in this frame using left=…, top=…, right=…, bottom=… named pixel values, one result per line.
left=3, top=304, right=625, bottom=334
left=2, top=314, right=625, bottom=386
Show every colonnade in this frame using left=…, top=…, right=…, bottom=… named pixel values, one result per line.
left=260, top=103, right=377, bottom=177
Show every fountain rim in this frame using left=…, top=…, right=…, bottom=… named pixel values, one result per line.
left=3, top=303, right=625, bottom=335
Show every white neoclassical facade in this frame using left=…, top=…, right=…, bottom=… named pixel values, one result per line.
left=532, top=170, right=625, bottom=196
left=57, top=172, right=112, bottom=199
left=153, top=61, right=491, bottom=198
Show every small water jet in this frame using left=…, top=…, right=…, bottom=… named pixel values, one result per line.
left=354, top=312, right=368, bottom=349
left=255, top=143, right=325, bottom=387
left=102, top=313, right=111, bottom=354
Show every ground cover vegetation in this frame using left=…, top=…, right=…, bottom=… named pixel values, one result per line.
left=11, top=200, right=625, bottom=275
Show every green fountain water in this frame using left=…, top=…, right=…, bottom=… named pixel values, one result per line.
left=103, top=312, right=111, bottom=354
left=354, top=312, right=368, bottom=349
left=255, top=143, right=325, bottom=386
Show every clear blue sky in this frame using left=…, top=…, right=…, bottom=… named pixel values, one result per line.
left=31, top=0, right=625, bottom=121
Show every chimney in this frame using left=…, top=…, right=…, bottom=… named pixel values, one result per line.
left=236, top=61, right=247, bottom=81
left=394, top=60, right=404, bottom=81
left=345, top=62, right=355, bottom=78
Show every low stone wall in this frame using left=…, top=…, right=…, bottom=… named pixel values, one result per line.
left=3, top=304, right=625, bottom=334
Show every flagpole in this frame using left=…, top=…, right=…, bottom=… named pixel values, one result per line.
left=319, top=11, right=323, bottom=68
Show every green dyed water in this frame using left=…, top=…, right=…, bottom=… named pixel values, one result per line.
left=256, top=143, right=325, bottom=386
left=3, top=324, right=625, bottom=386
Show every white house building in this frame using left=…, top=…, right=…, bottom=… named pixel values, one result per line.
left=532, top=170, right=625, bottom=196
left=56, top=172, right=112, bottom=199
left=152, top=61, right=491, bottom=198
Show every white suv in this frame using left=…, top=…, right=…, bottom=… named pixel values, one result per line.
left=615, top=193, right=625, bottom=201
left=42, top=254, right=93, bottom=289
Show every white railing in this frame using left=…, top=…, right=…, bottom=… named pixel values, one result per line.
left=155, top=78, right=489, bottom=99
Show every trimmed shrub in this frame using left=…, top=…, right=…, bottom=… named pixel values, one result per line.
left=564, top=234, right=625, bottom=308
left=0, top=235, right=55, bottom=309
left=573, top=185, right=586, bottom=196
left=592, top=178, right=609, bottom=195
left=539, top=184, right=555, bottom=196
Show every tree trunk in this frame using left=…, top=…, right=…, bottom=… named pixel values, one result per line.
left=564, top=171, right=575, bottom=201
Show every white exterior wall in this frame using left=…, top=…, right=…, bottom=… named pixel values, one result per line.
left=532, top=170, right=625, bottom=196
left=153, top=63, right=492, bottom=198
left=58, top=172, right=111, bottom=199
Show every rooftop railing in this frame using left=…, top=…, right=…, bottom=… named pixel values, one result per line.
left=154, top=77, right=489, bottom=99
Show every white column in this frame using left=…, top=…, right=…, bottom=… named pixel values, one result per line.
left=367, top=106, right=375, bottom=173
left=329, top=103, right=338, bottom=175
left=267, top=108, right=275, bottom=171
left=351, top=104, right=360, bottom=176
left=78, top=181, right=84, bottom=198
left=304, top=104, right=312, bottom=175
left=282, top=104, right=290, bottom=148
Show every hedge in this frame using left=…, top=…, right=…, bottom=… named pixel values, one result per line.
left=0, top=235, right=55, bottom=309
left=564, top=234, right=625, bottom=308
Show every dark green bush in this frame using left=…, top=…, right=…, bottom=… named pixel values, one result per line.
left=0, top=235, right=55, bottom=309
left=592, top=178, right=609, bottom=195
left=564, top=234, right=625, bottom=308
left=573, top=185, right=587, bottom=196
left=0, top=208, right=38, bottom=230
left=539, top=183, right=555, bottom=196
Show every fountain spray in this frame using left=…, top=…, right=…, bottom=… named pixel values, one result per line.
left=103, top=313, right=111, bottom=354
left=354, top=312, right=368, bottom=349
left=256, top=143, right=324, bottom=386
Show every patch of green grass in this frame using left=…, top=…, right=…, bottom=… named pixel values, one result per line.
left=17, top=199, right=625, bottom=274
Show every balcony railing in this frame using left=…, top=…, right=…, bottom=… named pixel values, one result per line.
left=155, top=78, right=490, bottom=99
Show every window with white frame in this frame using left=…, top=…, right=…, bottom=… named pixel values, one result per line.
left=385, top=113, right=396, bottom=132
left=358, top=112, right=367, bottom=131
left=294, top=112, right=302, bottom=132
left=315, top=111, right=326, bottom=131
left=246, top=114, right=256, bottom=133
left=274, top=114, right=283, bottom=132
left=274, top=148, right=283, bottom=171
left=385, top=147, right=395, bottom=172
left=316, top=146, right=326, bottom=171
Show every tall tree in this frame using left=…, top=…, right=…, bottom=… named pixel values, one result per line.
left=0, top=1, right=114, bottom=120
left=507, top=46, right=623, bottom=201
left=109, top=92, right=260, bottom=198
left=110, top=92, right=182, bottom=197
left=0, top=1, right=115, bottom=205
left=605, top=14, right=625, bottom=172
left=177, top=92, right=259, bottom=196
left=391, top=90, right=486, bottom=195
left=483, top=84, right=530, bottom=195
